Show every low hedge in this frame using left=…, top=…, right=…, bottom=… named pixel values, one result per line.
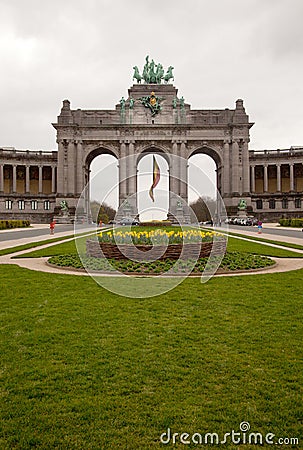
left=48, top=251, right=274, bottom=274
left=279, top=218, right=303, bottom=227
left=0, top=220, right=30, bottom=230
left=140, top=221, right=172, bottom=227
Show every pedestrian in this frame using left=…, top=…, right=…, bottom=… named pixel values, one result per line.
left=50, top=220, right=56, bottom=235
left=99, top=219, right=102, bottom=228
left=257, top=220, right=262, bottom=234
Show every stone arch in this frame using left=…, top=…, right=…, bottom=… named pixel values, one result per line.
left=85, top=145, right=119, bottom=167
left=188, top=144, right=224, bottom=222
left=84, top=146, right=119, bottom=218
left=188, top=145, right=222, bottom=168
left=136, top=144, right=171, bottom=165
left=189, top=145, right=223, bottom=193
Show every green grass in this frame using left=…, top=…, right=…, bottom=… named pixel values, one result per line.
left=0, top=264, right=302, bottom=448
left=224, top=229, right=303, bottom=251
left=0, top=231, right=96, bottom=257
left=13, top=238, right=79, bottom=258
left=226, top=236, right=303, bottom=258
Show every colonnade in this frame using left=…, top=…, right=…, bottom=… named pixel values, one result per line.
left=0, top=164, right=56, bottom=194
left=250, top=162, right=303, bottom=193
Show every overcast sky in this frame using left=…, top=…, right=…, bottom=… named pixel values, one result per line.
left=1, top=0, right=303, bottom=211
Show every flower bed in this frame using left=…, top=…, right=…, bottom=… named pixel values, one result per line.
left=86, top=239, right=226, bottom=261
left=86, top=228, right=226, bottom=261
left=98, top=228, right=218, bottom=245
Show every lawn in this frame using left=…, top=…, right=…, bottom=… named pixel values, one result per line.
left=0, top=264, right=302, bottom=449
left=223, top=229, right=303, bottom=252
left=16, top=233, right=303, bottom=259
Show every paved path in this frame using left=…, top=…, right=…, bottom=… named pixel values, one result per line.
left=216, top=223, right=303, bottom=247
left=1, top=223, right=303, bottom=277
left=0, top=224, right=94, bottom=250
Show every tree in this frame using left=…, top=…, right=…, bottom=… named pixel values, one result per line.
left=90, top=201, right=116, bottom=224
left=189, top=196, right=217, bottom=222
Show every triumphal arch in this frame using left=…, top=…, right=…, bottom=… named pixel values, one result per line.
left=53, top=57, right=253, bottom=222
left=1, top=57, right=303, bottom=222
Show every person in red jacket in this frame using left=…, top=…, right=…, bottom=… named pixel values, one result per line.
left=50, top=220, right=56, bottom=235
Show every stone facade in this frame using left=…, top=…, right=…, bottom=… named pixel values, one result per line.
left=0, top=148, right=57, bottom=222
left=0, top=82, right=302, bottom=222
left=249, top=147, right=303, bottom=221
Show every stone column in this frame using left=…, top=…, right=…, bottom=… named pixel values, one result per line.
left=223, top=141, right=230, bottom=195
left=231, top=140, right=239, bottom=194
left=25, top=165, right=30, bottom=193
left=250, top=165, right=255, bottom=193
left=51, top=166, right=56, bottom=193
left=170, top=141, right=179, bottom=196
left=168, top=141, right=180, bottom=220
left=119, top=141, right=127, bottom=205
left=263, top=164, right=268, bottom=193
left=38, top=166, right=43, bottom=193
left=242, top=139, right=250, bottom=194
left=276, top=164, right=281, bottom=192
left=57, top=139, right=65, bottom=195
left=127, top=140, right=138, bottom=217
left=128, top=141, right=136, bottom=195
left=76, top=141, right=84, bottom=195
left=0, top=164, right=4, bottom=192
left=180, top=141, right=188, bottom=201
left=290, top=163, right=294, bottom=191
left=67, top=141, right=76, bottom=195
left=84, top=167, right=90, bottom=215
left=12, top=165, right=17, bottom=193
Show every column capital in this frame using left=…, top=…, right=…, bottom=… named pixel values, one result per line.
left=57, top=138, right=72, bottom=147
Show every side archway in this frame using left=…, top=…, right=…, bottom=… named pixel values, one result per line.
left=84, top=147, right=119, bottom=219
left=188, top=146, right=223, bottom=222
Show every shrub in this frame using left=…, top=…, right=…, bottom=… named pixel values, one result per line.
left=279, top=218, right=303, bottom=227
left=0, top=220, right=30, bottom=230
left=140, top=221, right=172, bottom=227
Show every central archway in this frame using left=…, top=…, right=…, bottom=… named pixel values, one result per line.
left=137, top=151, right=169, bottom=221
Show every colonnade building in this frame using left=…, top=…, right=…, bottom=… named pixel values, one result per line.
left=0, top=80, right=302, bottom=223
